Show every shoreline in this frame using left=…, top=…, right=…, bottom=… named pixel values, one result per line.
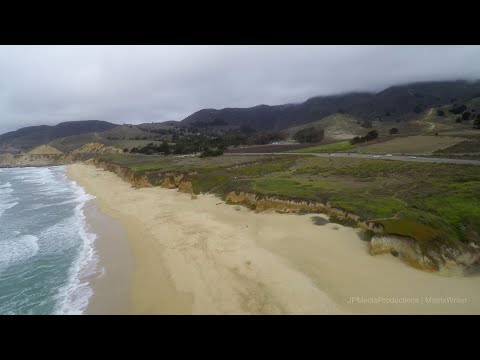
left=68, top=163, right=480, bottom=314
left=82, top=199, right=132, bottom=315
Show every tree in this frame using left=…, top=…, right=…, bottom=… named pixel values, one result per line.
left=293, top=127, right=324, bottom=143
left=455, top=117, right=462, bottom=123
left=158, top=142, right=171, bottom=155
left=365, top=130, right=378, bottom=141
left=350, top=130, right=378, bottom=145
left=389, top=128, right=399, bottom=135
left=437, top=109, right=445, bottom=116
left=123, top=148, right=129, bottom=153
left=413, top=105, right=422, bottom=113
left=449, top=104, right=467, bottom=115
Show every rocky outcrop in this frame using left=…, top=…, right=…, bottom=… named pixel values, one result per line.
left=370, top=235, right=438, bottom=272
left=369, top=234, right=480, bottom=276
left=225, top=191, right=383, bottom=231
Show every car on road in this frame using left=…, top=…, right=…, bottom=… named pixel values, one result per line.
left=409, top=156, right=417, bottom=159
left=373, top=155, right=380, bottom=158
left=386, top=154, right=393, bottom=157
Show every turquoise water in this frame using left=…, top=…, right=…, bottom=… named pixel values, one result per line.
left=0, top=166, right=99, bottom=315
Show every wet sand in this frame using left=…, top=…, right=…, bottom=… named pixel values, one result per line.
left=68, top=164, right=480, bottom=314
left=83, top=200, right=132, bottom=314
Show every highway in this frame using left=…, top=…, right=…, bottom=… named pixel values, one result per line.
left=228, top=152, right=480, bottom=166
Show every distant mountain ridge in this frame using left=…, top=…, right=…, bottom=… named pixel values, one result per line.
left=181, top=80, right=480, bottom=130
left=2, top=80, right=480, bottom=153
left=0, top=120, right=117, bottom=153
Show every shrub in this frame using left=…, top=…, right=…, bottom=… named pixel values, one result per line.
left=462, top=111, right=471, bottom=121
left=413, top=105, right=422, bottom=113
left=123, top=148, right=129, bottom=153
left=199, top=148, right=224, bottom=158
left=293, top=127, right=325, bottom=143
left=437, top=109, right=445, bottom=116
left=350, top=130, right=378, bottom=145
left=449, top=104, right=467, bottom=114
left=455, top=117, right=462, bottom=123
left=389, top=128, right=399, bottom=135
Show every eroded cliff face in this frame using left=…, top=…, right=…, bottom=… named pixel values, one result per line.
left=225, top=191, right=382, bottom=230
left=369, top=235, right=480, bottom=275
left=76, top=159, right=480, bottom=276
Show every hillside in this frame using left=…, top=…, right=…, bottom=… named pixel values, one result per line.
left=0, top=120, right=117, bottom=153
left=28, top=144, right=63, bottom=155
left=70, top=142, right=123, bottom=155
left=181, top=93, right=373, bottom=131
left=181, top=80, right=480, bottom=131
left=49, top=124, right=161, bottom=153
left=286, top=113, right=368, bottom=141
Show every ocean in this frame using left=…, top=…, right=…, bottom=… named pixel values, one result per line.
left=0, top=166, right=99, bottom=315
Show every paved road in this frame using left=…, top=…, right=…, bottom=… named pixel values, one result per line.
left=228, top=152, right=480, bottom=166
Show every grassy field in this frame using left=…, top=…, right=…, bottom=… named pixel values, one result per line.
left=96, top=153, right=480, bottom=253
left=434, top=139, right=480, bottom=154
left=349, top=135, right=465, bottom=155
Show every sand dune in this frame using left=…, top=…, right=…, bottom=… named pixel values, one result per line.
left=68, top=164, right=480, bottom=314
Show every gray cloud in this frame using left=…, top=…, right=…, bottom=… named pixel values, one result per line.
left=0, top=45, right=480, bottom=133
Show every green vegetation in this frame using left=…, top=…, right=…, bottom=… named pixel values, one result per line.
left=434, top=140, right=480, bottom=155
left=98, top=153, right=480, bottom=253
left=389, top=128, right=399, bottom=135
left=292, top=140, right=357, bottom=153
left=293, top=127, right=324, bottom=143
left=350, top=130, right=378, bottom=145
left=199, top=148, right=225, bottom=158
left=131, top=141, right=171, bottom=155
left=449, top=104, right=467, bottom=114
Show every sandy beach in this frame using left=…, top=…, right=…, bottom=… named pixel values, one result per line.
left=68, top=164, right=480, bottom=314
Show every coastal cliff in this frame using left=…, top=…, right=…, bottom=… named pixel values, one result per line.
left=4, top=153, right=477, bottom=276
left=86, top=158, right=480, bottom=276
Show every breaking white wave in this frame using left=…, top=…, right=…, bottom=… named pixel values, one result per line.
left=0, top=166, right=99, bottom=315
left=0, top=235, right=39, bottom=271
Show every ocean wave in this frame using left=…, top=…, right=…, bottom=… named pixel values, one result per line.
left=0, top=201, right=19, bottom=217
left=0, top=166, right=99, bottom=314
left=53, top=173, right=99, bottom=315
left=0, top=235, right=39, bottom=271
left=0, top=182, right=11, bottom=188
left=0, top=181, right=18, bottom=218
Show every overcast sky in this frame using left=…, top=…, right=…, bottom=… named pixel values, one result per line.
left=0, top=45, right=479, bottom=134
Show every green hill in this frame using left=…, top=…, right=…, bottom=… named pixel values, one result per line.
left=0, top=120, right=117, bottom=153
